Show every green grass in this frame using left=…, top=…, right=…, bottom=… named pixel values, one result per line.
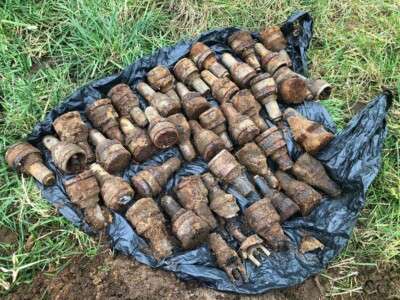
left=0, top=0, right=399, bottom=297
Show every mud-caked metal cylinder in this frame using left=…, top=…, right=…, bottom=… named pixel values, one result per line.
left=167, top=113, right=197, bottom=161
left=254, top=43, right=291, bottom=75
left=221, top=53, right=257, bottom=88
left=201, top=70, right=239, bottom=104
left=145, top=106, right=179, bottom=149
left=228, top=30, right=261, bottom=71
left=146, top=65, right=180, bottom=102
left=259, top=26, right=287, bottom=52
left=175, top=82, right=211, bottom=120
left=174, top=58, right=210, bottom=95
left=190, top=42, right=229, bottom=78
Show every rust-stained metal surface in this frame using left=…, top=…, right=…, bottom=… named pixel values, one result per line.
left=228, top=30, right=261, bottom=71
left=146, top=65, right=180, bottom=102
left=201, top=70, right=239, bottom=104
left=221, top=53, right=257, bottom=88
left=273, top=67, right=312, bottom=104
left=259, top=26, right=287, bottom=52
left=174, top=58, right=210, bottom=95
left=167, top=113, right=197, bottom=161
left=255, top=43, right=291, bottom=75
left=190, top=42, right=229, bottom=78
left=175, top=82, right=211, bottom=120
left=145, top=106, right=179, bottom=149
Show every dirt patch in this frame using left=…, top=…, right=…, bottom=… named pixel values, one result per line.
left=0, top=227, right=18, bottom=256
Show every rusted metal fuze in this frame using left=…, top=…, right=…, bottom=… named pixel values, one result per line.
left=236, top=142, right=279, bottom=189
left=5, top=142, right=55, bottom=186
left=145, top=106, right=179, bottom=149
left=89, top=129, right=131, bottom=174
left=297, top=76, right=332, bottom=100
left=230, top=89, right=268, bottom=132
left=90, top=163, right=134, bottom=211
left=136, top=82, right=181, bottom=117
left=64, top=170, right=107, bottom=230
left=284, top=108, right=334, bottom=154
left=255, top=126, right=293, bottom=171
left=86, top=98, right=124, bottom=143
left=53, top=111, right=95, bottom=163
left=175, top=175, right=217, bottom=230
left=253, top=175, right=300, bottom=221
left=221, top=102, right=260, bottom=146
left=200, top=70, right=239, bottom=104
left=107, top=83, right=148, bottom=128
left=254, top=43, right=291, bottom=75
left=226, top=221, right=270, bottom=267
left=167, top=113, right=197, bottom=161
left=292, top=153, right=341, bottom=197
left=198, top=107, right=233, bottom=151
left=249, top=73, right=282, bottom=122
left=173, top=58, right=210, bottom=95
left=146, top=65, right=180, bottom=102
left=228, top=30, right=261, bottom=71
left=126, top=197, right=173, bottom=260
left=175, top=82, right=211, bottom=120
left=190, top=42, right=229, bottom=78
left=189, top=120, right=225, bottom=161
left=244, top=197, right=289, bottom=251
left=259, top=26, right=287, bottom=52
left=208, top=149, right=256, bottom=197
left=131, top=157, right=181, bottom=197
left=209, top=233, right=247, bottom=284
left=120, top=117, right=155, bottom=163
left=221, top=53, right=257, bottom=88
left=160, top=195, right=210, bottom=249
left=201, top=172, right=240, bottom=219
left=275, top=170, right=322, bottom=216
left=43, top=135, right=86, bottom=174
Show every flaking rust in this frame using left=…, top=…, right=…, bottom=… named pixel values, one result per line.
left=90, top=163, right=134, bottom=212
left=167, top=113, right=197, bottom=161
left=228, top=30, right=261, bottom=71
left=284, top=108, right=334, bottom=154
left=201, top=70, right=239, bottom=104
left=175, top=82, right=211, bottom=120
left=190, top=42, right=229, bottom=78
left=86, top=98, right=124, bottom=143
left=174, top=58, right=210, bottom=95
left=126, top=197, right=173, bottom=260
left=64, top=170, right=107, bottom=230
left=259, top=26, right=287, bottom=52
left=146, top=65, right=180, bottom=103
left=53, top=111, right=95, bottom=163
left=175, top=175, right=217, bottom=230
left=107, top=83, right=148, bottom=128
left=89, top=129, right=131, bottom=174
left=131, top=157, right=181, bottom=197
left=145, top=106, right=179, bottom=149
left=42, top=135, right=87, bottom=174
left=221, top=53, right=257, bottom=88
left=160, top=195, right=210, bottom=250
left=255, top=43, right=291, bottom=75
left=5, top=142, right=55, bottom=186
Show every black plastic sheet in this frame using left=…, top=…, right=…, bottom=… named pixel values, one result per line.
left=27, top=11, right=392, bottom=294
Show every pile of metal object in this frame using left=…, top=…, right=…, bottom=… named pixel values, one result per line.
left=6, top=26, right=340, bottom=284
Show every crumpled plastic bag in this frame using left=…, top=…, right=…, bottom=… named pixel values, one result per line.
left=27, top=11, right=392, bottom=294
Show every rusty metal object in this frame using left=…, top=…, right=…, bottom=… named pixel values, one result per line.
left=53, top=111, right=95, bottom=163
left=198, top=107, right=233, bottom=151
left=250, top=73, right=282, bottom=122
left=136, top=82, right=181, bottom=117
left=160, top=195, right=210, bottom=249
left=64, top=170, right=107, bottom=230
left=120, top=117, right=155, bottom=163
left=230, top=89, right=268, bottom=131
left=236, top=142, right=279, bottom=189
left=275, top=170, right=322, bottom=216
left=107, top=83, right=148, bottom=128
left=175, top=175, right=217, bottom=230
left=5, top=142, right=55, bottom=186
left=201, top=70, right=239, bottom=104
left=208, top=149, right=256, bottom=197
left=221, top=53, right=257, bottom=88
left=131, top=157, right=181, bottom=197
left=299, top=235, right=325, bottom=253
left=260, top=26, right=287, bottom=52
left=145, top=106, right=179, bottom=149
left=174, top=58, right=210, bottom=95
left=90, top=163, right=134, bottom=211
left=226, top=221, right=270, bottom=267
left=201, top=172, right=239, bottom=219
left=292, top=153, right=341, bottom=197
left=298, top=77, right=332, bottom=100
left=86, top=99, right=124, bottom=143
left=43, top=135, right=86, bottom=174
left=190, top=42, right=229, bottom=78
left=273, top=66, right=312, bottom=104
left=221, top=102, right=260, bottom=146
left=228, top=30, right=261, bottom=71
left=244, top=197, right=289, bottom=251
left=89, top=129, right=131, bottom=174
left=253, top=175, right=300, bottom=221
left=255, top=126, right=293, bottom=171
left=126, top=197, right=173, bottom=260
left=284, top=108, right=334, bottom=154
left=208, top=233, right=247, bottom=284
left=175, top=82, right=211, bottom=119
left=146, top=65, right=180, bottom=103
left=189, top=120, right=225, bottom=161
left=167, top=113, right=197, bottom=161
left=254, top=43, right=291, bottom=75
